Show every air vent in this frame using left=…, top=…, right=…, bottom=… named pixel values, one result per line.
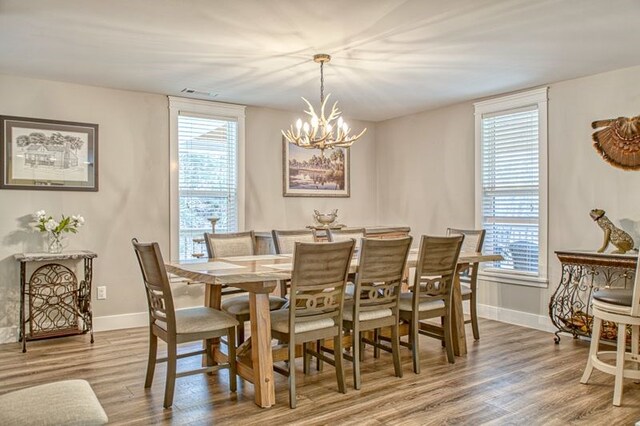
left=181, top=88, right=218, bottom=98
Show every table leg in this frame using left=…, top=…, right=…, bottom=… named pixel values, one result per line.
left=451, top=269, right=467, bottom=356
left=249, top=291, right=276, bottom=408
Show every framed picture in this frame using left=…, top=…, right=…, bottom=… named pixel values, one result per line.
left=0, top=115, right=98, bottom=191
left=283, top=137, right=350, bottom=197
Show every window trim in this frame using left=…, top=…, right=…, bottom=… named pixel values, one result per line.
left=168, top=96, right=246, bottom=261
left=474, top=87, right=548, bottom=287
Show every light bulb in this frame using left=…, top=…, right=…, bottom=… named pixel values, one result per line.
left=303, top=122, right=310, bottom=134
left=338, top=117, right=344, bottom=127
left=311, top=116, right=319, bottom=128
left=326, top=124, right=332, bottom=132
left=342, top=122, right=348, bottom=132
left=296, top=119, right=302, bottom=130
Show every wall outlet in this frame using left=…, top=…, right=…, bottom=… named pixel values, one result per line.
left=97, top=286, right=107, bottom=300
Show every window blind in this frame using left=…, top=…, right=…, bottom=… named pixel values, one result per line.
left=177, top=113, right=238, bottom=260
left=481, top=105, right=540, bottom=275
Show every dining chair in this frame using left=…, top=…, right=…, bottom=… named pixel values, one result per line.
left=204, top=231, right=287, bottom=343
left=446, top=228, right=486, bottom=340
left=272, top=229, right=317, bottom=297
left=132, top=238, right=238, bottom=408
left=342, top=236, right=412, bottom=389
left=327, top=227, right=366, bottom=250
left=270, top=239, right=355, bottom=408
left=580, top=260, right=640, bottom=406
left=398, top=235, right=464, bottom=373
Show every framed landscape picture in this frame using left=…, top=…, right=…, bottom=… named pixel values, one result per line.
left=0, top=115, right=98, bottom=191
left=283, top=138, right=350, bottom=197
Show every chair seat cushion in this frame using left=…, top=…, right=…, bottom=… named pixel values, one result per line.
left=343, top=304, right=393, bottom=322
left=157, top=307, right=238, bottom=334
left=461, top=284, right=472, bottom=297
left=398, top=293, right=445, bottom=312
left=0, top=379, right=108, bottom=425
left=221, top=294, right=287, bottom=316
left=270, top=309, right=336, bottom=334
left=593, top=289, right=633, bottom=307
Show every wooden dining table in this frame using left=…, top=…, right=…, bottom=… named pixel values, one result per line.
left=166, top=249, right=502, bottom=408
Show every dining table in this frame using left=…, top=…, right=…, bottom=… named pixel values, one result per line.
left=165, top=249, right=502, bottom=408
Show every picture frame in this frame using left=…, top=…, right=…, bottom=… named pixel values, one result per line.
left=282, top=137, right=350, bottom=197
left=0, top=115, right=98, bottom=191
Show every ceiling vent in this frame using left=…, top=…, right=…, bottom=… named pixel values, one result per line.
left=181, top=88, right=218, bottom=98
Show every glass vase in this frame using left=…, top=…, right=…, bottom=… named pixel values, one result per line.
left=47, top=232, right=64, bottom=254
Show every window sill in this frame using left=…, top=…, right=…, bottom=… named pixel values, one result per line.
left=478, top=270, right=548, bottom=288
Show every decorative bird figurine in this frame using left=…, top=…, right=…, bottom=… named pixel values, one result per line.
left=592, top=115, right=640, bottom=170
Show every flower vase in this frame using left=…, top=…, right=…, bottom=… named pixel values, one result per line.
left=47, top=232, right=64, bottom=254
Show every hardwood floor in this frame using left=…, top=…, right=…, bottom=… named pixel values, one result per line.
left=1, top=319, right=640, bottom=425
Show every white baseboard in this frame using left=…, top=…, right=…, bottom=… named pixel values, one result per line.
left=467, top=302, right=555, bottom=333
left=93, top=311, right=149, bottom=332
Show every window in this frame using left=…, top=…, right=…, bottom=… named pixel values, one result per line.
left=474, top=88, right=548, bottom=287
left=169, top=97, right=245, bottom=260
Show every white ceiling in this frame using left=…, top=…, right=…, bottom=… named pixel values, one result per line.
left=1, top=0, right=639, bottom=122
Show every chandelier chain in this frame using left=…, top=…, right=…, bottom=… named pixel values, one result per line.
left=320, top=61, right=325, bottom=103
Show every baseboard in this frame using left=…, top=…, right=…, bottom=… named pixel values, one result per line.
left=468, top=303, right=555, bottom=333
left=93, top=311, right=149, bottom=332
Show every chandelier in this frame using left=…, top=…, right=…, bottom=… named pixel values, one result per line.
left=281, top=54, right=366, bottom=153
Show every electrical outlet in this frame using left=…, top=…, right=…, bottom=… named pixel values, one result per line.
left=97, top=286, right=107, bottom=300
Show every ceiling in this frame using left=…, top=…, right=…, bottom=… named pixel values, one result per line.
left=1, top=0, right=639, bottom=122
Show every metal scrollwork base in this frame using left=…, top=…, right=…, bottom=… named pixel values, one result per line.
left=549, top=251, right=636, bottom=344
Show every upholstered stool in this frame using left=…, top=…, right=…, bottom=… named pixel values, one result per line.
left=581, top=283, right=640, bottom=406
left=0, top=379, right=108, bottom=425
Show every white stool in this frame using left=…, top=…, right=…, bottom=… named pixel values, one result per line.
left=580, top=265, right=640, bottom=406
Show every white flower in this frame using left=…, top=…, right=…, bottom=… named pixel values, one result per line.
left=44, top=219, right=58, bottom=232
left=72, top=215, right=85, bottom=227
left=33, top=210, right=46, bottom=220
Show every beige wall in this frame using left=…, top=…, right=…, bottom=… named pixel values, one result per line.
left=0, top=74, right=377, bottom=342
left=376, top=65, right=640, bottom=319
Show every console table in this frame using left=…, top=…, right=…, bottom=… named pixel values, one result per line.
left=14, top=251, right=97, bottom=352
left=549, top=250, right=637, bottom=344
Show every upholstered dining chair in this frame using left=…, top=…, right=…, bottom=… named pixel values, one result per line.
left=204, top=231, right=287, bottom=343
left=580, top=260, right=640, bottom=406
left=132, top=238, right=238, bottom=408
left=446, top=228, right=486, bottom=340
left=270, top=240, right=355, bottom=408
left=398, top=235, right=464, bottom=373
left=272, top=229, right=317, bottom=297
left=341, top=236, right=412, bottom=389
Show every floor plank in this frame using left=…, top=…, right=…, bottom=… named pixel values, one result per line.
left=1, top=319, right=640, bottom=425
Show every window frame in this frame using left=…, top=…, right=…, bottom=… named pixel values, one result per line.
left=474, top=87, right=548, bottom=288
left=168, top=96, right=246, bottom=261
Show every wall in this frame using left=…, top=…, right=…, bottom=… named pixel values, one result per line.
left=376, top=65, right=640, bottom=324
left=0, top=75, right=377, bottom=342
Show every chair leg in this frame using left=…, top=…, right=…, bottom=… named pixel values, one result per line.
left=227, top=327, right=237, bottom=392
left=334, top=334, right=346, bottom=394
left=352, top=328, right=361, bottom=390
left=391, top=322, right=403, bottom=378
left=443, top=312, right=455, bottom=364
left=411, top=316, right=420, bottom=374
left=288, top=339, right=297, bottom=409
left=145, top=331, right=157, bottom=388
left=237, top=321, right=245, bottom=345
left=581, top=316, right=602, bottom=384
left=359, top=334, right=365, bottom=362
left=613, top=322, right=626, bottom=406
left=633, top=325, right=640, bottom=383
left=316, top=339, right=324, bottom=372
left=163, top=339, right=177, bottom=409
left=470, top=292, right=480, bottom=341
left=440, top=316, right=446, bottom=347
left=205, top=338, right=214, bottom=374
left=373, top=329, right=380, bottom=359
left=303, top=342, right=310, bottom=375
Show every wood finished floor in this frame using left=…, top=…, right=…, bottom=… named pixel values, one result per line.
left=1, top=319, right=640, bottom=425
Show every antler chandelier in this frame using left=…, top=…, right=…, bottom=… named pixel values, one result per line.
left=281, top=54, right=366, bottom=153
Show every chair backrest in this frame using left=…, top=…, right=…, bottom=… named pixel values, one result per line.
left=412, top=235, right=464, bottom=302
left=327, top=227, right=366, bottom=251
left=131, top=238, right=176, bottom=332
left=272, top=229, right=316, bottom=255
left=446, top=228, right=486, bottom=280
left=204, top=231, right=255, bottom=258
left=289, top=240, right=355, bottom=329
left=632, top=260, right=640, bottom=317
left=352, top=236, right=413, bottom=317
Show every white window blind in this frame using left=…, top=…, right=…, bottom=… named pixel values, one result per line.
left=481, top=105, right=540, bottom=275
left=177, top=113, right=238, bottom=260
